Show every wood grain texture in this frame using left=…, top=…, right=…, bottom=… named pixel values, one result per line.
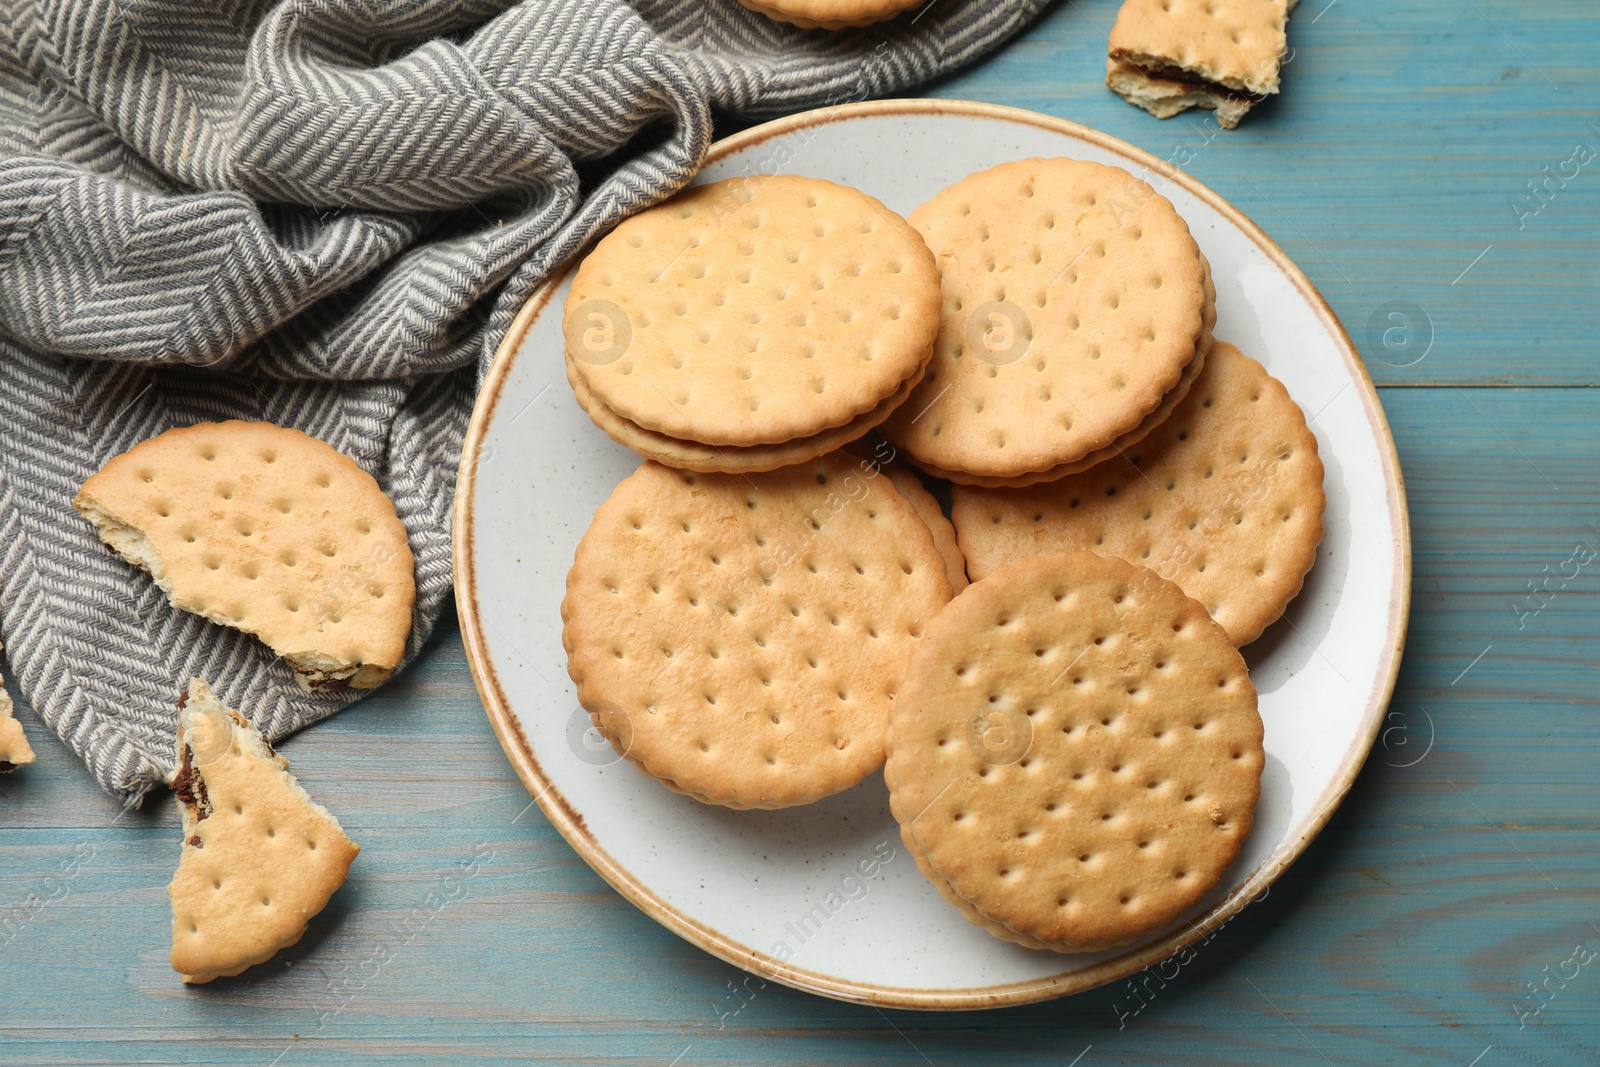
left=927, top=0, right=1600, bottom=387
left=4, top=0, right=1599, bottom=1063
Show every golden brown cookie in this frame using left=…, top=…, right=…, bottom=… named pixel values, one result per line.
left=737, top=0, right=925, bottom=30
left=168, top=678, right=359, bottom=983
left=880, top=158, right=1214, bottom=482
left=562, top=454, right=952, bottom=809
left=566, top=348, right=923, bottom=474
left=1107, top=0, right=1292, bottom=129
left=950, top=342, right=1324, bottom=645
left=0, top=646, right=35, bottom=771
left=566, top=175, right=939, bottom=448
left=887, top=552, right=1263, bottom=951
left=74, top=422, right=416, bottom=690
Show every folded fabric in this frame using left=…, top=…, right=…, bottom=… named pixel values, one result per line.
left=0, top=0, right=1049, bottom=801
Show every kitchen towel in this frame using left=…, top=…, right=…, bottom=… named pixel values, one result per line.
left=0, top=0, right=1050, bottom=801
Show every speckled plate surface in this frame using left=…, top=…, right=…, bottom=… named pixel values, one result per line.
left=454, top=100, right=1410, bottom=1010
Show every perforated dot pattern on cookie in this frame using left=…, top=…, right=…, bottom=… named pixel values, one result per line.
left=880, top=462, right=969, bottom=593
left=950, top=342, right=1325, bottom=645
left=566, top=175, right=940, bottom=448
left=881, top=158, right=1212, bottom=480
left=907, top=263, right=1213, bottom=489
left=844, top=442, right=969, bottom=593
left=75, top=422, right=415, bottom=681
left=887, top=552, right=1262, bottom=951
left=562, top=454, right=952, bottom=809
left=169, top=679, right=359, bottom=982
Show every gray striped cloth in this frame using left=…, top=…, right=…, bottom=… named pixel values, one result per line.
left=0, top=0, right=1048, bottom=801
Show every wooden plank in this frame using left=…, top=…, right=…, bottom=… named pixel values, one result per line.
left=6, top=0, right=1600, bottom=1061
left=931, top=0, right=1600, bottom=387
left=5, top=384, right=1600, bottom=1063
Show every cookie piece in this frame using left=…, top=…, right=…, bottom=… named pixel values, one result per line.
left=562, top=454, right=952, bottom=809
left=0, top=647, right=35, bottom=771
left=905, top=265, right=1212, bottom=488
left=566, top=175, right=939, bottom=447
left=74, top=422, right=416, bottom=690
left=1107, top=0, right=1292, bottom=129
left=887, top=552, right=1263, bottom=951
left=566, top=348, right=923, bottom=474
left=736, top=0, right=925, bottom=30
left=950, top=342, right=1324, bottom=645
left=168, top=678, right=359, bottom=983
left=881, top=158, right=1213, bottom=481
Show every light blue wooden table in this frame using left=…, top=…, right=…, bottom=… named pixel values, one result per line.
left=5, top=1, right=1598, bottom=1063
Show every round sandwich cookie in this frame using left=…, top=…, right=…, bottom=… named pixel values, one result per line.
left=74, top=421, right=416, bottom=690
left=565, top=174, right=940, bottom=451
left=950, top=342, right=1325, bottom=645
left=737, top=0, right=926, bottom=30
left=562, top=452, right=953, bottom=809
left=881, top=157, right=1215, bottom=484
left=886, top=551, right=1264, bottom=952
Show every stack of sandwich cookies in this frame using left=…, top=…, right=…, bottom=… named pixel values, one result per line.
left=880, top=158, right=1215, bottom=488
left=562, top=453, right=952, bottom=809
left=568, top=362, right=924, bottom=475
left=74, top=422, right=416, bottom=690
left=564, top=176, right=941, bottom=474
left=950, top=342, right=1325, bottom=645
left=1107, top=0, right=1296, bottom=129
left=886, top=552, right=1264, bottom=951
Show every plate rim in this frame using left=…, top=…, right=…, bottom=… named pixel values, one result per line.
left=453, top=98, right=1413, bottom=1011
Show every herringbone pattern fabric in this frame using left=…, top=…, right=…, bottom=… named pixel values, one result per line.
left=0, top=0, right=1047, bottom=801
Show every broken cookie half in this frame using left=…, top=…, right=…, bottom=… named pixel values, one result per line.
left=168, top=678, right=359, bottom=983
left=0, top=646, right=36, bottom=771
left=1107, top=0, right=1295, bottom=129
left=74, top=421, right=415, bottom=691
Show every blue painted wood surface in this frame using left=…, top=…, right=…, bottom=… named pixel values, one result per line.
left=4, top=1, right=1599, bottom=1063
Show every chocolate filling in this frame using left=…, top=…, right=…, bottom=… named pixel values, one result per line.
left=171, top=743, right=210, bottom=823
left=0, top=761, right=13, bottom=773
left=1131, top=62, right=1268, bottom=104
left=305, top=674, right=352, bottom=692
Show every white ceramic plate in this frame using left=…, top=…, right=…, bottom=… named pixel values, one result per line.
left=455, top=100, right=1410, bottom=1010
